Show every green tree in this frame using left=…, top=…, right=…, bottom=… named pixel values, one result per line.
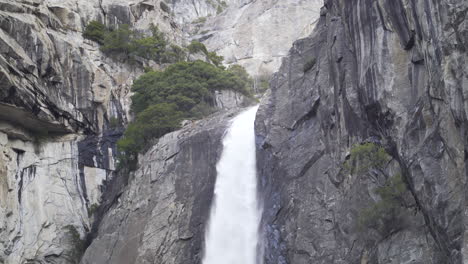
left=162, top=44, right=187, bottom=63
left=227, top=64, right=253, bottom=94
left=83, top=21, right=107, bottom=44
left=207, top=51, right=224, bottom=68
left=344, top=142, right=390, bottom=175
left=187, top=41, right=208, bottom=54
left=117, top=103, right=183, bottom=166
left=101, top=24, right=134, bottom=58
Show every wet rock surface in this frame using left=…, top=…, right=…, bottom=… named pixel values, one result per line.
left=255, top=0, right=467, bottom=263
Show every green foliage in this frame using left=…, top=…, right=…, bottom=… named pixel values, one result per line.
left=109, top=117, right=120, bottom=129
left=83, top=21, right=107, bottom=44
left=87, top=203, right=99, bottom=216
left=227, top=64, right=253, bottom=95
left=344, top=142, right=390, bottom=175
left=303, top=58, right=316, bottom=72
left=83, top=21, right=184, bottom=63
left=63, top=225, right=85, bottom=262
left=344, top=143, right=408, bottom=236
left=207, top=51, right=224, bottom=68
left=192, top=16, right=207, bottom=24
left=100, top=24, right=134, bottom=58
left=185, top=41, right=224, bottom=67
left=187, top=41, right=208, bottom=54
left=358, top=173, right=408, bottom=235
left=118, top=61, right=252, bottom=165
left=162, top=44, right=187, bottom=63
left=256, top=74, right=271, bottom=94
left=217, top=5, right=224, bottom=14
left=118, top=103, right=183, bottom=164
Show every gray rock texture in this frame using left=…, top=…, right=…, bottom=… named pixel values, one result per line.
left=255, top=0, right=468, bottom=263
left=81, top=110, right=237, bottom=264
left=0, top=0, right=181, bottom=262
left=0, top=0, right=261, bottom=262
left=195, top=0, right=323, bottom=77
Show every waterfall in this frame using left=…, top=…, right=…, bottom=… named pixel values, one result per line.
left=203, top=106, right=261, bottom=264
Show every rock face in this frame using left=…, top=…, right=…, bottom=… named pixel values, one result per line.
left=255, top=0, right=468, bottom=263
left=0, top=0, right=182, bottom=262
left=195, top=0, right=323, bottom=77
left=81, top=110, right=235, bottom=264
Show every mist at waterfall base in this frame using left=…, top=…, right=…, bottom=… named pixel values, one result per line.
left=203, top=106, right=262, bottom=264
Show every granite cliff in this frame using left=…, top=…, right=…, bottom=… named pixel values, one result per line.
left=2, top=0, right=467, bottom=263
left=255, top=0, right=468, bottom=263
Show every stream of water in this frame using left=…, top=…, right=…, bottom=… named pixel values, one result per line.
left=203, top=106, right=261, bottom=264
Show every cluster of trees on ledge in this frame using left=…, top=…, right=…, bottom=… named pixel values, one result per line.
left=83, top=21, right=254, bottom=168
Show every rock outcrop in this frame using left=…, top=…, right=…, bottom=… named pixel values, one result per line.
left=81, top=110, right=237, bottom=264
left=256, top=0, right=467, bottom=263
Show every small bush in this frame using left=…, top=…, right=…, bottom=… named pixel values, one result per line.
left=100, top=24, right=134, bottom=58
left=358, top=173, right=408, bottom=235
left=217, top=5, right=224, bottom=14
left=192, top=17, right=207, bottom=24
left=303, top=58, right=316, bottom=72
left=83, top=21, right=108, bottom=44
left=344, top=142, right=390, bottom=175
left=87, top=203, right=99, bottom=216
left=187, top=41, right=208, bottom=54
left=63, top=225, right=85, bottom=262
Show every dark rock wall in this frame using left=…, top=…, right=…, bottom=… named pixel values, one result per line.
left=256, top=0, right=467, bottom=263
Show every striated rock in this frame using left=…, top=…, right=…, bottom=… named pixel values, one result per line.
left=256, top=0, right=467, bottom=263
left=0, top=129, right=89, bottom=264
left=81, top=110, right=238, bottom=264
left=195, top=0, right=323, bottom=76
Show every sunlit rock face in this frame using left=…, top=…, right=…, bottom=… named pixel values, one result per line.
left=194, top=0, right=323, bottom=76
left=256, top=0, right=468, bottom=263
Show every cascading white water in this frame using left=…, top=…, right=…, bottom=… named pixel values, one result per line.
left=203, top=106, right=261, bottom=264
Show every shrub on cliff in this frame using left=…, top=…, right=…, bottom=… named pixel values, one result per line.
left=100, top=24, right=135, bottom=57
left=83, top=21, right=108, bottom=44
left=187, top=41, right=224, bottom=67
left=344, top=142, right=390, bottom=175
left=83, top=22, right=185, bottom=63
left=358, top=173, right=408, bottom=235
left=187, top=41, right=208, bottom=54
left=345, top=143, right=410, bottom=236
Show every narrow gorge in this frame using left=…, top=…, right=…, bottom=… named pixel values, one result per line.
left=0, top=0, right=467, bottom=264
